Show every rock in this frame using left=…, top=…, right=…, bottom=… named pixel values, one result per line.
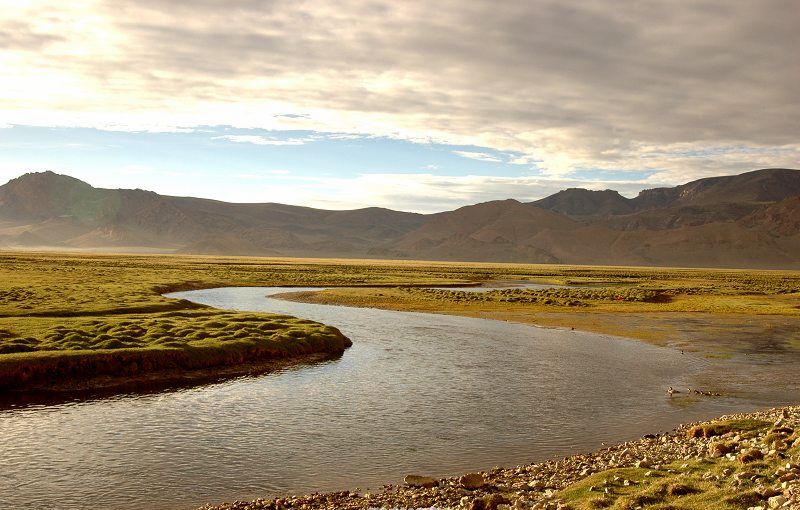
left=470, top=493, right=510, bottom=510
left=708, top=441, right=733, bottom=458
left=460, top=472, right=487, bottom=490
left=767, top=495, right=787, bottom=508
left=759, top=487, right=781, bottom=498
left=403, top=474, right=437, bottom=488
left=739, top=449, right=765, bottom=464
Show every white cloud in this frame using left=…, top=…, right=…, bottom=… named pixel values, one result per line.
left=452, top=151, right=502, bottom=163
left=0, top=0, right=797, bottom=184
left=213, top=135, right=309, bottom=146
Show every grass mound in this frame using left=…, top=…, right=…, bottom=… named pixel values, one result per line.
left=0, top=310, right=351, bottom=390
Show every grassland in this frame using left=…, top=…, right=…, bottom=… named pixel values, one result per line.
left=2, top=250, right=799, bottom=390
left=275, top=266, right=800, bottom=353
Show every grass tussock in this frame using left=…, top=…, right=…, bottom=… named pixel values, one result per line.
left=558, top=418, right=798, bottom=510
left=0, top=252, right=377, bottom=389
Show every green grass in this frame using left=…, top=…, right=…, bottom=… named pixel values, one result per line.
left=0, top=310, right=340, bottom=353
left=1, top=250, right=799, bottom=388
left=557, top=418, right=791, bottom=510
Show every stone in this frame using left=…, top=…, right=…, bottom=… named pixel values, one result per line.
left=460, top=472, right=487, bottom=490
left=708, top=442, right=733, bottom=458
left=470, top=493, right=510, bottom=510
left=739, top=449, right=765, bottom=464
left=759, top=487, right=781, bottom=498
left=767, top=495, right=787, bottom=508
left=403, top=474, right=437, bottom=488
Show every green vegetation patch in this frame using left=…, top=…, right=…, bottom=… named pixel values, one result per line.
left=0, top=310, right=340, bottom=354
left=403, top=286, right=666, bottom=307
left=558, top=459, right=770, bottom=510
left=686, top=419, right=770, bottom=439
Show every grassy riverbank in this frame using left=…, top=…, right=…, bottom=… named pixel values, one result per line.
left=0, top=252, right=376, bottom=390
left=198, top=406, right=800, bottom=510
left=2, top=250, right=799, bottom=388
left=275, top=268, right=800, bottom=354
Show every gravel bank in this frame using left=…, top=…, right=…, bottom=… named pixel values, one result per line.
left=198, top=406, right=800, bottom=510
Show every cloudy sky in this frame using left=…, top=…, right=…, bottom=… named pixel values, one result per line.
left=1, top=0, right=797, bottom=212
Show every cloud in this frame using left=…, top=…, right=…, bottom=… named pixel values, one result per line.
left=452, top=150, right=502, bottom=163
left=214, top=135, right=309, bottom=146
left=0, top=0, right=797, bottom=182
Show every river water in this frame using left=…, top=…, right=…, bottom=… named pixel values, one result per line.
left=0, top=287, right=796, bottom=510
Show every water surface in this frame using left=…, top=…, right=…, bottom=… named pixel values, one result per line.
left=1, top=287, right=797, bottom=510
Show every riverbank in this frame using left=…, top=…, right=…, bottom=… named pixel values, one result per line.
left=199, top=405, right=800, bottom=510
left=0, top=328, right=351, bottom=392
left=274, top=284, right=800, bottom=356
left=0, top=252, right=480, bottom=392
left=0, top=307, right=351, bottom=392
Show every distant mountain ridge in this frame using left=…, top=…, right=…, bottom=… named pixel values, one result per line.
left=1, top=168, right=799, bottom=268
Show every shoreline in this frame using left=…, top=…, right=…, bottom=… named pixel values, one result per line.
left=198, top=405, right=800, bottom=510
left=273, top=288, right=800, bottom=355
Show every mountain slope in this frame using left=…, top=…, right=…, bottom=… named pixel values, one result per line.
left=0, top=169, right=798, bottom=268
left=391, top=199, right=580, bottom=262
left=632, top=168, right=800, bottom=209
left=532, top=188, right=635, bottom=220
left=0, top=171, right=427, bottom=254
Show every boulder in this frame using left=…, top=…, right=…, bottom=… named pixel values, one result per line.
left=739, top=449, right=765, bottom=464
left=768, top=495, right=788, bottom=508
left=460, top=472, right=487, bottom=490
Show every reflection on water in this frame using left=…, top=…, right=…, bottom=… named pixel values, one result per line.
left=1, top=287, right=797, bottom=510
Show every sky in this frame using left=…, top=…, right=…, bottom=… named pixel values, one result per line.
left=0, top=0, right=798, bottom=213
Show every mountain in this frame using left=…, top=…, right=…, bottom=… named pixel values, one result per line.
left=532, top=188, right=635, bottom=220
left=1, top=168, right=799, bottom=268
left=0, top=171, right=426, bottom=256
left=388, top=199, right=580, bottom=262
left=632, top=168, right=800, bottom=209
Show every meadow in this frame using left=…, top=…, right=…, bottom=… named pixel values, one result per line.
left=275, top=264, right=800, bottom=352
left=1, top=250, right=799, bottom=390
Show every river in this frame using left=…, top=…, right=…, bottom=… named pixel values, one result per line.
left=0, top=286, right=796, bottom=510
